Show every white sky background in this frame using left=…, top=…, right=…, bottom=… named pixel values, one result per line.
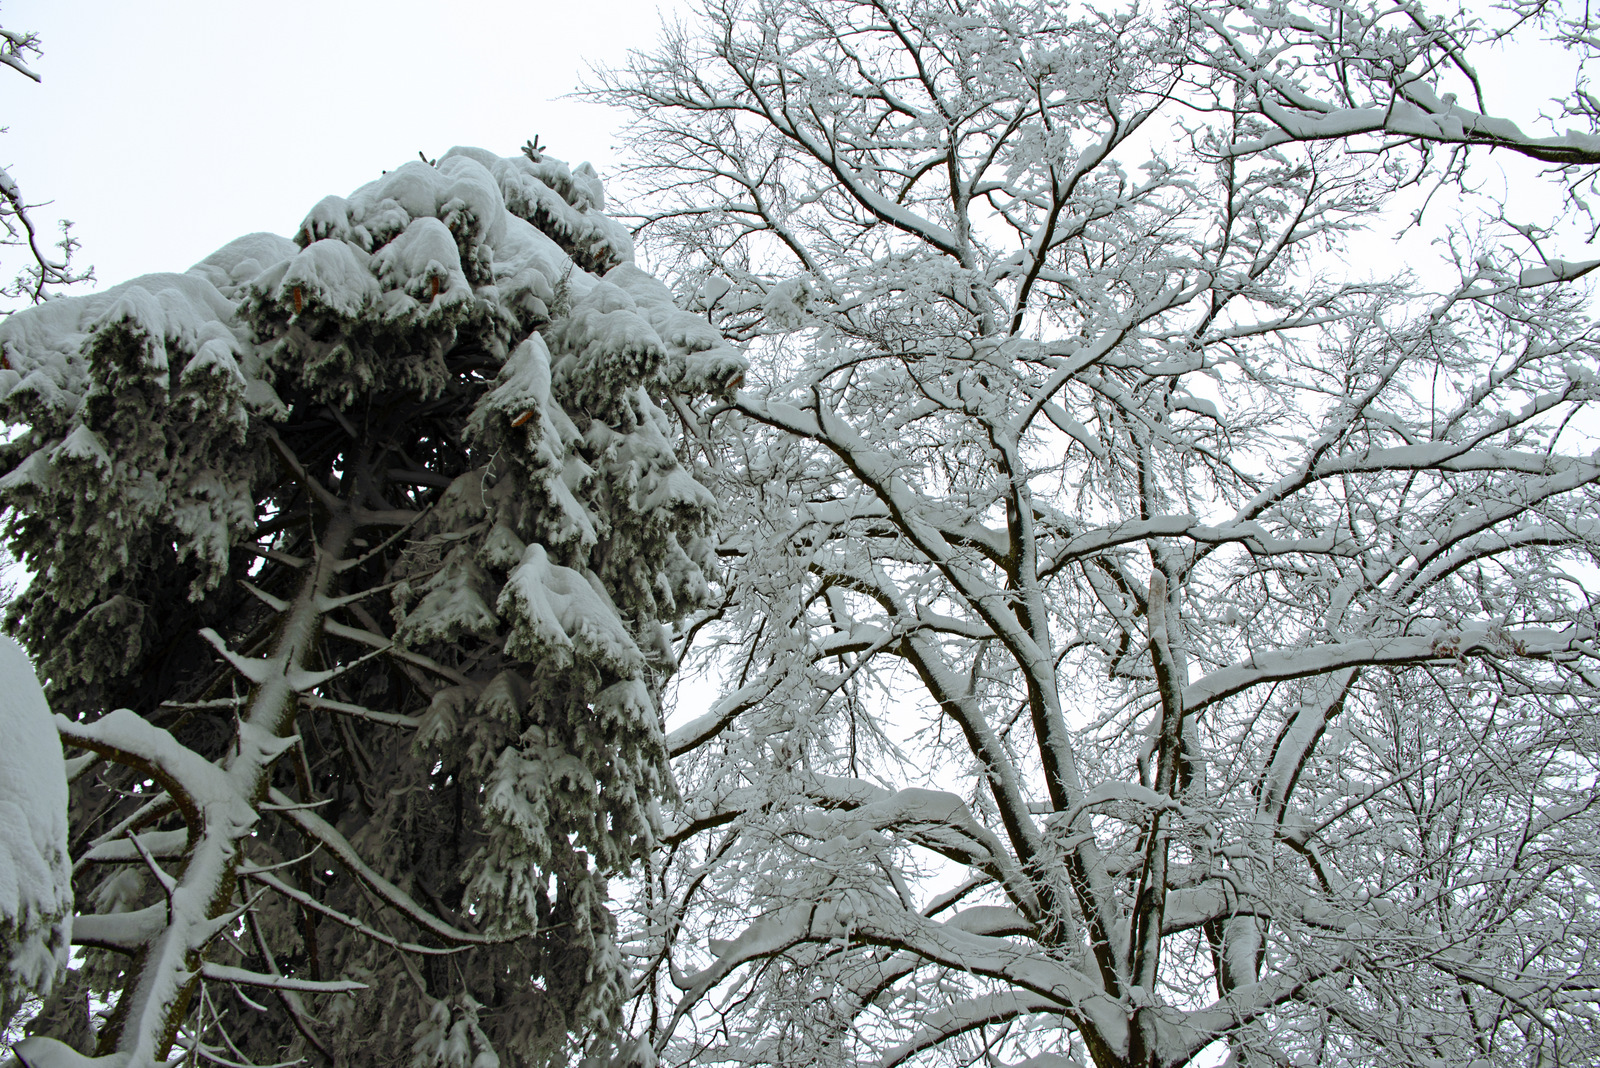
left=1, top=0, right=1590, bottom=300
left=0, top=0, right=689, bottom=288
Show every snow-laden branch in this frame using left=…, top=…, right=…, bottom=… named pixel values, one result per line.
left=197, top=962, right=367, bottom=995
left=668, top=893, right=1123, bottom=1046
left=240, top=867, right=469, bottom=957
left=267, top=789, right=526, bottom=946
left=1186, top=626, right=1587, bottom=712
left=1236, top=67, right=1600, bottom=166
left=879, top=991, right=1066, bottom=1068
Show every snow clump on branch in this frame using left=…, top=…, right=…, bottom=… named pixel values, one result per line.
left=0, top=638, right=70, bottom=1023
left=0, top=145, right=744, bottom=1067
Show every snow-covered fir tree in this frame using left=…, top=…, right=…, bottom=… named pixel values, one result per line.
left=0, top=144, right=743, bottom=1067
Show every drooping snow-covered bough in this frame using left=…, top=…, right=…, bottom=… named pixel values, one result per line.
left=0, top=146, right=744, bottom=1067
left=0, top=637, right=70, bottom=1033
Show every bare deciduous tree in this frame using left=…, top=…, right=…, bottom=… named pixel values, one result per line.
left=591, top=2, right=1600, bottom=1066
left=0, top=9, right=89, bottom=307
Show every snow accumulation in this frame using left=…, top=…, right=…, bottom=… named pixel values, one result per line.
left=500, top=543, right=645, bottom=676
left=0, top=144, right=745, bottom=616
left=0, top=145, right=748, bottom=1066
left=0, top=144, right=743, bottom=457
left=8, top=1034, right=119, bottom=1067
left=0, top=638, right=70, bottom=1008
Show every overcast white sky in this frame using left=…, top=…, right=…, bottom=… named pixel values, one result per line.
left=1, top=1, right=1591, bottom=297
left=0, top=0, right=687, bottom=289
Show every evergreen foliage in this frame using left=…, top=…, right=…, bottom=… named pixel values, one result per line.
left=0, top=638, right=69, bottom=1035
left=0, top=145, right=742, bottom=1067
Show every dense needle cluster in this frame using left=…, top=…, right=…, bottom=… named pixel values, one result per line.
left=0, top=146, right=742, bottom=1067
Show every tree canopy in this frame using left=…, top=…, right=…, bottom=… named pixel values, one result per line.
left=0, top=145, right=742, bottom=1067
left=0, top=7, right=89, bottom=308
left=587, top=1, right=1600, bottom=1066
left=4, top=1, right=1600, bottom=1067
